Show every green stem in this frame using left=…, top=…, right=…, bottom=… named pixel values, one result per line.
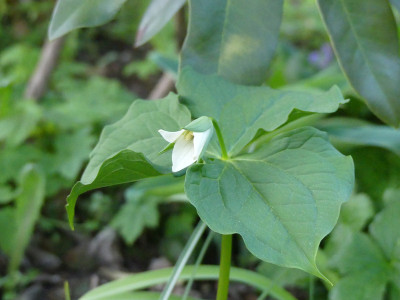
left=212, top=119, right=228, bottom=159
left=309, top=275, right=315, bottom=300
left=216, top=234, right=233, bottom=300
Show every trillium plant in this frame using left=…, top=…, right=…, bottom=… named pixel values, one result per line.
left=47, top=0, right=400, bottom=299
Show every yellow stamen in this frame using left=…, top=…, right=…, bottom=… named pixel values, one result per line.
left=183, top=131, right=194, bottom=141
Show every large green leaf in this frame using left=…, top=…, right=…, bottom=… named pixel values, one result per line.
left=185, top=127, right=354, bottom=277
left=180, top=0, right=283, bottom=85
left=317, top=0, right=400, bottom=127
left=48, top=0, right=127, bottom=40
left=318, top=118, right=400, bottom=156
left=66, top=94, right=191, bottom=229
left=178, top=68, right=346, bottom=156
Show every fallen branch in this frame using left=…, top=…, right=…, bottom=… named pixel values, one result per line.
left=24, top=37, right=66, bottom=100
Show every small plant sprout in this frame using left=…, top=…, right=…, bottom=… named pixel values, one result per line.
left=158, top=116, right=214, bottom=172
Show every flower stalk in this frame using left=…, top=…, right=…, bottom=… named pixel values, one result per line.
left=216, top=234, right=233, bottom=300
left=211, top=118, right=228, bottom=159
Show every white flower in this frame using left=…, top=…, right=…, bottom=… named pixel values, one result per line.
left=158, top=126, right=213, bottom=172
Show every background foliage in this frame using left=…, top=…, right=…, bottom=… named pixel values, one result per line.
left=0, top=0, right=399, bottom=299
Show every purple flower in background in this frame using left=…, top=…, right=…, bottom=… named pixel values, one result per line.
left=308, top=43, right=334, bottom=69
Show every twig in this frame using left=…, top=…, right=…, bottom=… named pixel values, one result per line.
left=147, top=72, right=175, bottom=100
left=24, top=37, right=66, bottom=100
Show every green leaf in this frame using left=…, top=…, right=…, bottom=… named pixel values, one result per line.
left=135, top=0, right=186, bottom=47
left=180, top=0, right=283, bottom=85
left=257, top=262, right=308, bottom=288
left=0, top=100, right=41, bottom=147
left=0, top=185, right=15, bottom=204
left=178, top=68, right=346, bottom=156
left=330, top=232, right=387, bottom=275
left=48, top=0, right=127, bottom=40
left=48, top=76, right=135, bottom=130
left=80, top=265, right=296, bottom=300
left=81, top=93, right=190, bottom=183
left=330, top=271, right=388, bottom=300
left=318, top=118, right=400, bottom=156
left=66, top=94, right=191, bottom=229
left=112, top=175, right=184, bottom=244
left=9, top=164, right=46, bottom=273
left=91, top=292, right=200, bottom=300
left=112, top=188, right=160, bottom=245
left=328, top=232, right=389, bottom=300
left=317, top=0, right=400, bottom=127
left=160, top=221, right=207, bottom=300
left=338, top=193, right=374, bottom=231
left=351, top=148, right=400, bottom=201
left=51, top=128, right=96, bottom=180
left=185, top=127, right=354, bottom=277
left=370, top=200, right=400, bottom=260
left=0, top=207, right=17, bottom=255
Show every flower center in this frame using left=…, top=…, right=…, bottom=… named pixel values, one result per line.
left=183, top=131, right=194, bottom=141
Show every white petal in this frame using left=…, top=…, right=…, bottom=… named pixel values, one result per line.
left=158, top=129, right=184, bottom=143
left=172, top=135, right=196, bottom=172
left=193, top=128, right=212, bottom=159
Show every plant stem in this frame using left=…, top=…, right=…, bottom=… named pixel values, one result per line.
left=216, top=234, right=233, bottom=300
left=212, top=119, right=228, bottom=159
left=309, top=274, right=315, bottom=300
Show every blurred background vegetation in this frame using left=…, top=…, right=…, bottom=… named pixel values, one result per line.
left=0, top=0, right=399, bottom=299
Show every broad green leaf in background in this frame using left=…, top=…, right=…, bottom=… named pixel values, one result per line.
left=0, top=44, right=40, bottom=84
left=47, top=76, right=135, bottom=130
left=0, top=207, right=17, bottom=255
left=49, top=128, right=95, bottom=180
left=48, top=0, right=127, bottom=40
left=317, top=0, right=400, bottom=127
left=112, top=175, right=184, bottom=244
left=0, top=146, right=41, bottom=185
left=337, top=193, right=374, bottom=232
left=324, top=195, right=375, bottom=280
left=135, top=0, right=186, bottom=47
left=328, top=233, right=389, bottom=300
left=370, top=200, right=400, bottom=261
left=0, top=101, right=41, bottom=147
left=180, top=0, right=283, bottom=85
left=112, top=195, right=160, bottom=245
left=66, top=94, right=191, bottom=229
left=326, top=197, right=400, bottom=300
left=178, top=68, right=346, bottom=156
left=351, top=148, right=400, bottom=202
left=318, top=118, right=400, bottom=157
left=185, top=127, right=354, bottom=277
left=9, top=165, right=46, bottom=274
